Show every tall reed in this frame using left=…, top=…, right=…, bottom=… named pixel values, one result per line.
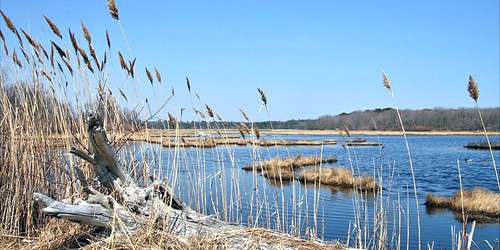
left=467, top=75, right=499, bottom=191
left=382, top=72, right=421, bottom=250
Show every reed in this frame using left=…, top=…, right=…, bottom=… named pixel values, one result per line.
left=382, top=72, right=421, bottom=250
left=43, top=16, right=62, bottom=39
left=467, top=75, right=500, bottom=191
left=107, top=0, right=120, bottom=20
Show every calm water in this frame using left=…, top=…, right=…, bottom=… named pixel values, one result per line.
left=127, top=135, right=500, bottom=249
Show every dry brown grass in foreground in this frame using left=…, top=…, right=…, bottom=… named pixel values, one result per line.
left=425, top=188, right=500, bottom=223
left=1, top=220, right=344, bottom=250
left=83, top=228, right=344, bottom=250
left=298, top=168, right=378, bottom=191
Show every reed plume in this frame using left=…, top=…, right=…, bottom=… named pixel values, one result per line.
left=101, top=51, right=107, bottom=70
left=51, top=41, right=67, bottom=59
left=128, top=58, right=136, bottom=78
left=40, top=45, right=49, bottom=60
left=168, top=113, right=177, bottom=126
left=3, top=43, right=8, bottom=55
left=88, top=43, right=100, bottom=71
left=119, top=89, right=128, bottom=102
left=81, top=21, right=92, bottom=44
left=49, top=44, right=55, bottom=68
left=56, top=62, right=64, bottom=75
left=20, top=29, right=39, bottom=50
left=240, top=108, right=250, bottom=122
left=382, top=72, right=391, bottom=90
left=20, top=47, right=29, bottom=63
left=41, top=70, right=52, bottom=83
left=467, top=75, right=479, bottom=101
left=145, top=67, right=153, bottom=85
left=12, top=49, right=22, bottom=68
left=154, top=67, right=161, bottom=83
left=193, top=108, right=206, bottom=119
left=257, top=88, right=267, bottom=106
left=107, top=0, right=120, bottom=20
left=118, top=51, right=129, bottom=72
left=14, top=29, right=24, bottom=48
left=68, top=29, right=79, bottom=55
left=105, top=30, right=111, bottom=49
left=186, top=76, right=191, bottom=92
left=205, top=104, right=214, bottom=118
left=62, top=58, right=73, bottom=76
left=0, top=10, right=17, bottom=34
left=43, top=16, right=62, bottom=39
left=78, top=47, right=94, bottom=73
left=0, top=11, right=24, bottom=48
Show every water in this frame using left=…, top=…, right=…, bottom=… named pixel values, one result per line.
left=126, top=135, right=500, bottom=249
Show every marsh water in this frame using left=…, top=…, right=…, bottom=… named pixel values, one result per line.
left=127, top=135, right=500, bottom=249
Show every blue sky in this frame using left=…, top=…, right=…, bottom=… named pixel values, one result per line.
left=1, top=0, right=499, bottom=121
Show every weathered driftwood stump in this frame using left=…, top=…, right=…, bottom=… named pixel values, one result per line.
left=34, top=114, right=340, bottom=249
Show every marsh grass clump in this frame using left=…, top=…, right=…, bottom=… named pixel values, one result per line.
left=298, top=168, right=378, bottom=191
left=262, top=167, right=295, bottom=181
left=242, top=155, right=337, bottom=171
left=425, top=188, right=500, bottom=223
left=464, top=141, right=500, bottom=150
left=79, top=226, right=343, bottom=250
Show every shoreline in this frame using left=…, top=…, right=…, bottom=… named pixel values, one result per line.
left=259, top=129, right=500, bottom=136
left=140, top=129, right=500, bottom=136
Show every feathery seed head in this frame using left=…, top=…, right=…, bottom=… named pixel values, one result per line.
left=467, top=75, right=479, bottom=101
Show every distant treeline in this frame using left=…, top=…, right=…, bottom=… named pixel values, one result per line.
left=148, top=107, right=500, bottom=131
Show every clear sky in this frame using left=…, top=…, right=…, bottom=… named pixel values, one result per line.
left=1, top=0, right=499, bottom=121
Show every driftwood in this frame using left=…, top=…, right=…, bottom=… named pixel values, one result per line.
left=33, top=113, right=341, bottom=249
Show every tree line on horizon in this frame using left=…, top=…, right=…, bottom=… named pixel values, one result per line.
left=148, top=107, right=500, bottom=131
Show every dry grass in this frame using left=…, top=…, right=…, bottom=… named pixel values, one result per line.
left=298, top=168, right=378, bottom=191
left=262, top=167, right=296, bottom=180
left=242, top=155, right=337, bottom=172
left=128, top=133, right=338, bottom=148
left=244, top=155, right=338, bottom=182
left=0, top=220, right=99, bottom=249
left=425, top=188, right=500, bottom=222
left=1, top=220, right=344, bottom=250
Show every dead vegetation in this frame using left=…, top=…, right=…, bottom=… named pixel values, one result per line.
left=425, top=188, right=500, bottom=223
left=128, top=133, right=338, bottom=148
left=242, top=155, right=337, bottom=172
left=1, top=219, right=344, bottom=250
left=242, top=156, right=377, bottom=191
left=298, top=168, right=378, bottom=191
